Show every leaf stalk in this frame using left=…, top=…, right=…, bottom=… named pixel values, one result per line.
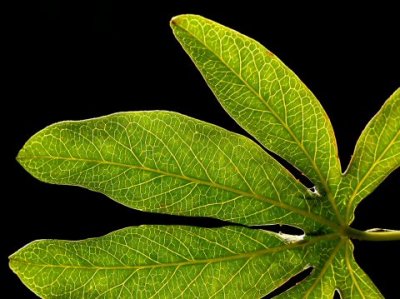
left=346, top=227, right=400, bottom=241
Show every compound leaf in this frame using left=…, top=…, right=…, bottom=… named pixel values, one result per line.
left=11, top=14, right=396, bottom=299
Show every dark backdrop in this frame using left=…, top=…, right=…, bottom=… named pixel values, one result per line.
left=4, top=1, right=399, bottom=298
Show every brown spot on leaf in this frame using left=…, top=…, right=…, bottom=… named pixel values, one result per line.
left=170, top=17, right=180, bottom=26
left=266, top=50, right=275, bottom=57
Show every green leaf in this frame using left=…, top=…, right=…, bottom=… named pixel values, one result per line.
left=17, top=111, right=333, bottom=231
left=12, top=14, right=399, bottom=298
left=340, top=88, right=400, bottom=222
left=9, top=226, right=311, bottom=298
left=170, top=15, right=342, bottom=213
left=10, top=226, right=382, bottom=298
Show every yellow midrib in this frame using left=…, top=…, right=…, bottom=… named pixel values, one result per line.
left=345, top=242, right=367, bottom=298
left=19, top=154, right=339, bottom=230
left=303, top=238, right=345, bottom=298
left=11, top=233, right=339, bottom=271
left=345, top=128, right=400, bottom=220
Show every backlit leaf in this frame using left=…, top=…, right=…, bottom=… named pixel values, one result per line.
left=170, top=15, right=342, bottom=215
left=340, top=88, right=400, bottom=222
left=17, top=111, right=334, bottom=231
left=8, top=226, right=338, bottom=298
left=11, top=14, right=398, bottom=298
left=9, top=226, right=313, bottom=298
left=10, top=226, right=382, bottom=298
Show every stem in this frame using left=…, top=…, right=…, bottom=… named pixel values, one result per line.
left=346, top=227, right=400, bottom=241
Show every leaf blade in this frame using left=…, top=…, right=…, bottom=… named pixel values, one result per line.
left=10, top=226, right=311, bottom=298
left=12, top=226, right=380, bottom=299
left=170, top=15, right=342, bottom=210
left=341, top=88, right=400, bottom=222
left=17, top=111, right=336, bottom=231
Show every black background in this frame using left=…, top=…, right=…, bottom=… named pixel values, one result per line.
left=3, top=1, right=399, bottom=298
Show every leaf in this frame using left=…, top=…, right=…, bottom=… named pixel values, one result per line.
left=340, top=88, right=400, bottom=222
left=17, top=111, right=334, bottom=231
left=10, top=226, right=382, bottom=298
left=9, top=226, right=310, bottom=298
left=170, top=15, right=342, bottom=211
left=12, top=14, right=398, bottom=299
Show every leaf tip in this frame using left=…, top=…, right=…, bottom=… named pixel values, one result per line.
left=8, top=251, right=20, bottom=274
left=16, top=147, right=28, bottom=168
left=170, top=15, right=185, bottom=27
left=170, top=14, right=203, bottom=28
